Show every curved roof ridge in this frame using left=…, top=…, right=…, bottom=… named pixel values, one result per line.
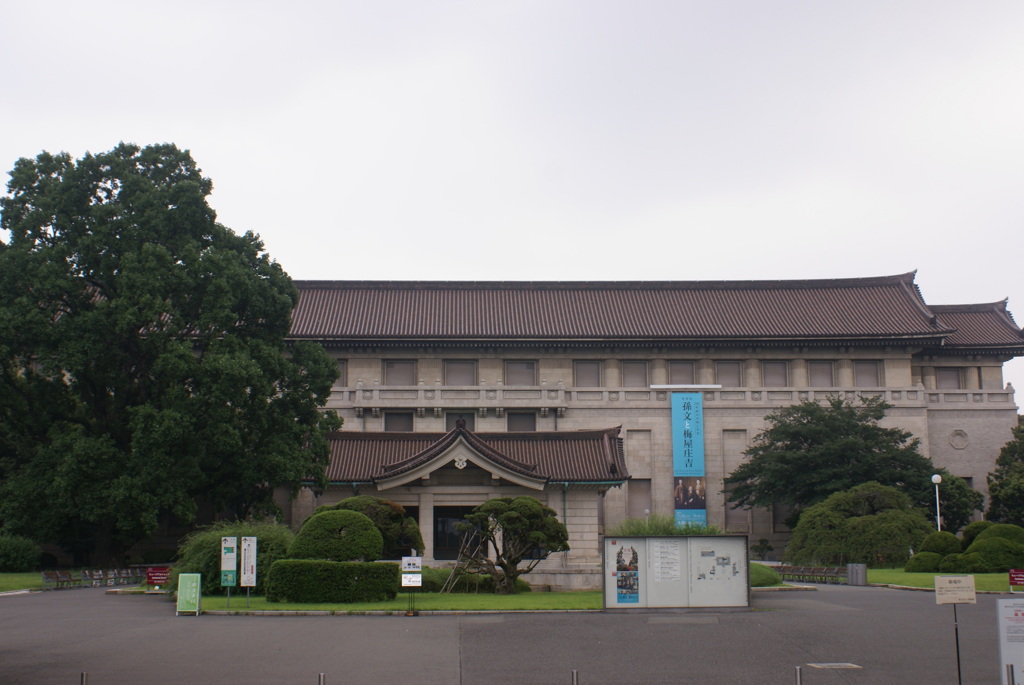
left=380, top=423, right=538, bottom=478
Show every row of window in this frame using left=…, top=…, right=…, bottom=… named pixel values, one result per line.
left=383, top=411, right=536, bottom=432
left=343, top=359, right=891, bottom=388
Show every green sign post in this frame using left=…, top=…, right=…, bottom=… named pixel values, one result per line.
left=176, top=573, right=201, bottom=616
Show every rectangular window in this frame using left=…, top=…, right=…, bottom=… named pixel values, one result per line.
left=507, top=412, right=537, bottom=431
left=668, top=361, right=695, bottom=385
left=853, top=361, right=881, bottom=387
left=574, top=361, right=601, bottom=387
left=807, top=361, right=834, bottom=387
left=383, top=360, right=416, bottom=385
left=621, top=361, right=648, bottom=387
left=384, top=412, right=414, bottom=432
left=762, top=361, right=788, bottom=387
left=445, top=413, right=475, bottom=431
left=505, top=361, right=537, bottom=386
left=444, top=360, right=476, bottom=385
left=936, top=367, right=963, bottom=389
left=716, top=361, right=742, bottom=387
left=337, top=360, right=348, bottom=386
left=627, top=479, right=652, bottom=519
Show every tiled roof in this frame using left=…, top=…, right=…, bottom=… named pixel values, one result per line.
left=289, top=272, right=955, bottom=344
left=323, top=426, right=628, bottom=484
left=932, top=301, right=1024, bottom=350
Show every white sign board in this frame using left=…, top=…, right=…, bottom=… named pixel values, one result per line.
left=402, top=573, right=423, bottom=587
left=604, top=535, right=749, bottom=609
left=935, top=575, right=977, bottom=605
left=220, top=536, right=238, bottom=587
left=240, top=537, right=257, bottom=588
left=998, top=598, right=1024, bottom=684
left=401, top=556, right=422, bottom=572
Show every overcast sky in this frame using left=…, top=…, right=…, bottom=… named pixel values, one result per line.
left=2, top=1, right=1022, bottom=399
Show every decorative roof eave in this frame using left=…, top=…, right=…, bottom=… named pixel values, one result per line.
left=374, top=436, right=548, bottom=491
left=292, top=334, right=951, bottom=349
left=380, top=423, right=538, bottom=479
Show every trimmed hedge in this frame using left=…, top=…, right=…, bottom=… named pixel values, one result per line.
left=960, top=520, right=995, bottom=550
left=288, top=510, right=383, bottom=562
left=419, top=566, right=531, bottom=594
left=0, top=535, right=41, bottom=572
left=919, top=531, right=961, bottom=557
left=750, top=563, right=782, bottom=587
left=963, top=536, right=1024, bottom=572
left=266, top=560, right=399, bottom=603
left=939, top=552, right=994, bottom=573
left=904, top=551, right=943, bottom=572
left=974, top=523, right=1024, bottom=547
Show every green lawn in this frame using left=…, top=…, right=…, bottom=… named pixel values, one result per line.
left=867, top=569, right=1011, bottom=592
left=0, top=572, right=46, bottom=592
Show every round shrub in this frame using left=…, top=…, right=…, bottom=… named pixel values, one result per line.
left=964, top=536, right=1024, bottom=572
left=939, top=552, right=994, bottom=573
left=960, top=520, right=994, bottom=550
left=288, top=510, right=383, bottom=562
left=919, top=531, right=961, bottom=557
left=0, top=535, right=42, bottom=572
left=750, top=563, right=782, bottom=587
left=974, top=523, right=1024, bottom=546
left=319, top=496, right=425, bottom=558
left=904, top=552, right=943, bottom=572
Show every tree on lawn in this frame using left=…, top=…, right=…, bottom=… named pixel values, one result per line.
left=724, top=396, right=961, bottom=527
left=457, top=496, right=569, bottom=594
left=0, top=143, right=341, bottom=564
left=987, top=418, right=1024, bottom=526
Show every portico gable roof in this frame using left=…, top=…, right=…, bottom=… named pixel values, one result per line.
left=321, top=424, right=629, bottom=489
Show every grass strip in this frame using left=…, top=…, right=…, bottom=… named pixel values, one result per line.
left=200, top=590, right=603, bottom=612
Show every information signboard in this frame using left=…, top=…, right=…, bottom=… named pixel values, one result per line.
left=402, top=573, right=423, bottom=587
left=1010, top=569, right=1024, bottom=593
left=603, top=535, right=748, bottom=609
left=240, top=537, right=257, bottom=588
left=401, top=556, right=422, bottom=572
left=176, top=573, right=201, bottom=616
left=998, top=598, right=1024, bottom=684
left=221, top=536, right=237, bottom=587
left=935, top=575, right=977, bottom=605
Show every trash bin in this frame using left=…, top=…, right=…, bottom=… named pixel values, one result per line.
left=846, top=563, right=867, bottom=586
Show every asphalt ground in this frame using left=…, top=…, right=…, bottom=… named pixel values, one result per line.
left=0, top=584, right=1006, bottom=684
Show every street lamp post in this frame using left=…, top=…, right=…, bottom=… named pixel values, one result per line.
left=931, top=474, right=943, bottom=531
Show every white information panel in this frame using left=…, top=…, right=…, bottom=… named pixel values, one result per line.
left=604, top=535, right=748, bottom=609
left=240, top=537, right=257, bottom=588
left=998, top=599, right=1024, bottom=684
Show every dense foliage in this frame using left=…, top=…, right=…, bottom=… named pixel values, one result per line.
left=0, top=535, right=41, bottom=572
left=0, top=144, right=340, bottom=564
left=266, top=559, right=399, bottom=603
left=987, top=420, right=1024, bottom=525
left=905, top=522, right=1024, bottom=573
left=724, top=396, right=981, bottom=528
left=457, top=496, right=569, bottom=594
left=960, top=520, right=995, bottom=550
left=919, top=531, right=961, bottom=557
left=171, top=520, right=295, bottom=596
left=785, top=482, right=932, bottom=567
left=605, top=514, right=723, bottom=537
left=419, top=566, right=531, bottom=593
left=317, top=496, right=424, bottom=558
left=288, top=510, right=383, bottom=562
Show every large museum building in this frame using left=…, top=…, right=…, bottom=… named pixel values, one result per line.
left=282, top=272, right=1023, bottom=589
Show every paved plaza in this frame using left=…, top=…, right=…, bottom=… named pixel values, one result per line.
left=0, top=584, right=1006, bottom=684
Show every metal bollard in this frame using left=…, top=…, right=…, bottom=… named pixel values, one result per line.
left=81, top=673, right=88, bottom=685
left=318, top=673, right=325, bottom=685
left=794, top=665, right=801, bottom=684
left=1008, top=664, right=1015, bottom=685
left=571, top=669, right=579, bottom=684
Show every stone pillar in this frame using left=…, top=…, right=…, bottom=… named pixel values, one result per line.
left=605, top=359, right=621, bottom=387
left=836, top=359, right=853, bottom=387
left=697, top=359, right=715, bottom=384
left=419, top=493, right=434, bottom=564
left=791, top=359, right=808, bottom=387
left=921, top=366, right=936, bottom=390
left=650, top=358, right=668, bottom=385
left=744, top=359, right=759, bottom=388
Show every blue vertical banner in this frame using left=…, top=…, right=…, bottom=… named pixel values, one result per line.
left=672, top=393, right=707, bottom=525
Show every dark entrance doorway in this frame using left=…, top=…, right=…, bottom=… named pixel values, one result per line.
left=433, top=506, right=479, bottom=560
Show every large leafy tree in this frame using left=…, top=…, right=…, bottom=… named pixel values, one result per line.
left=987, top=418, right=1024, bottom=525
left=0, top=143, right=340, bottom=564
left=724, top=396, right=962, bottom=526
left=457, top=496, right=569, bottom=594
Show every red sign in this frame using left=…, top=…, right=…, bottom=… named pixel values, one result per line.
left=1009, top=569, right=1024, bottom=586
left=146, top=567, right=170, bottom=586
